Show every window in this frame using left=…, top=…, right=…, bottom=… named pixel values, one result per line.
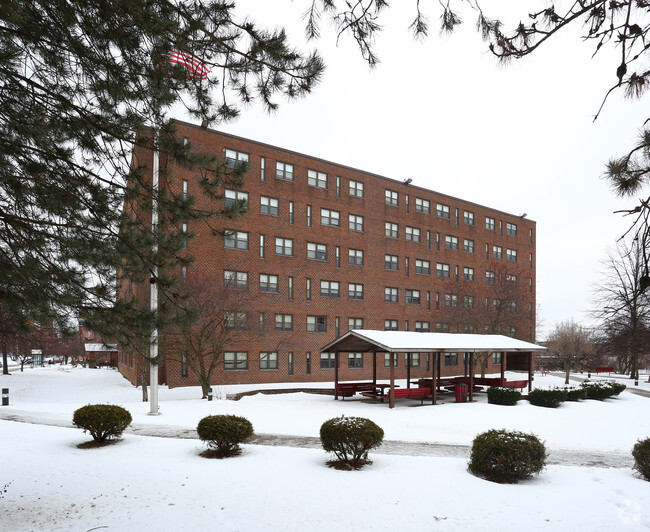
left=307, top=205, right=312, bottom=227
left=464, top=295, right=474, bottom=309
left=415, top=197, right=430, bottom=214
left=349, top=249, right=363, bottom=266
left=384, top=353, right=398, bottom=368
left=385, top=189, right=398, bottom=206
left=224, top=270, right=248, bottom=289
left=505, top=326, right=517, bottom=337
left=445, top=235, right=459, bottom=250
left=260, top=274, right=278, bottom=292
left=385, top=287, right=398, bottom=303
left=181, top=353, right=188, bottom=377
left=486, top=271, right=495, bottom=284
left=384, top=319, right=398, bottom=331
left=459, top=267, right=473, bottom=282
left=307, top=242, right=327, bottom=261
left=349, top=180, right=364, bottom=197
left=224, top=230, right=248, bottom=250
left=225, top=149, right=249, bottom=168
left=406, top=226, right=421, bottom=242
left=275, top=237, right=293, bottom=256
left=348, top=353, right=363, bottom=368
left=436, top=263, right=450, bottom=278
left=321, top=208, right=340, bottom=227
left=224, top=311, right=248, bottom=330
left=385, top=222, right=398, bottom=238
left=464, top=324, right=475, bottom=333
left=260, top=156, right=265, bottom=180
left=464, top=239, right=474, bottom=253
left=259, top=352, right=278, bottom=370
left=306, top=278, right=311, bottom=300
left=506, top=274, right=518, bottom=286
left=260, top=196, right=279, bottom=216
left=508, top=301, right=517, bottom=313
left=307, top=315, right=327, bottom=332
left=405, top=289, right=420, bottom=304
left=445, top=294, right=458, bottom=307
left=444, top=353, right=458, bottom=366
left=320, top=352, right=335, bottom=369
left=275, top=314, right=293, bottom=331
left=507, top=248, right=518, bottom=262
left=405, top=353, right=420, bottom=367
left=348, top=317, right=363, bottom=330
left=288, top=276, right=294, bottom=300
left=348, top=283, right=364, bottom=300
left=308, top=169, right=327, bottom=189
left=225, top=189, right=249, bottom=209
left=493, top=352, right=502, bottom=364
left=506, top=222, right=517, bottom=236
left=320, top=280, right=340, bottom=298
left=224, top=351, right=248, bottom=370
left=415, top=259, right=430, bottom=275
left=182, top=223, right=188, bottom=250
left=464, top=211, right=474, bottom=225
left=415, top=321, right=430, bottom=332
left=436, top=322, right=450, bottom=332
left=436, top=203, right=450, bottom=219
left=486, top=217, right=495, bottom=231
left=349, top=214, right=364, bottom=232
left=385, top=254, right=398, bottom=270
left=493, top=245, right=503, bottom=259
left=182, top=179, right=188, bottom=201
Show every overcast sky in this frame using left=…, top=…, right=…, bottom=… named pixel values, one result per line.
left=173, top=1, right=645, bottom=338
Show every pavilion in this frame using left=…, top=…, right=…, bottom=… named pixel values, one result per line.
left=321, top=330, right=547, bottom=408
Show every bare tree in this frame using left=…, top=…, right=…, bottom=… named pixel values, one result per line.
left=593, top=239, right=650, bottom=381
left=546, top=319, right=596, bottom=385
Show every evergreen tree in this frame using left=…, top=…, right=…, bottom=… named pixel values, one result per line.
left=0, top=1, right=324, bottom=331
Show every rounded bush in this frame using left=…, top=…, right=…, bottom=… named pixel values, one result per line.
left=72, top=404, right=132, bottom=443
left=527, top=388, right=568, bottom=408
left=197, top=414, right=254, bottom=458
left=564, top=387, right=587, bottom=401
left=632, top=438, right=650, bottom=481
left=487, top=386, right=521, bottom=406
left=468, top=429, right=547, bottom=483
left=320, top=415, right=384, bottom=470
left=609, top=381, right=627, bottom=395
left=581, top=381, right=618, bottom=400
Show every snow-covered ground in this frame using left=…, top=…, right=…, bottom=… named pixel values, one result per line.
left=1, top=366, right=649, bottom=531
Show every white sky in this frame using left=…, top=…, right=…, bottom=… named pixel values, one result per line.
left=173, top=1, right=645, bottom=339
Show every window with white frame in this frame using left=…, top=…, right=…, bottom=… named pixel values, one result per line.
left=349, top=214, right=364, bottom=232
left=307, top=315, right=327, bottom=332
left=506, top=274, right=517, bottom=286
left=508, top=301, right=517, bottom=313
left=225, top=189, right=249, bottom=209
left=385, top=254, right=398, bottom=270
left=348, top=352, right=363, bottom=368
left=385, top=189, right=398, bottom=206
left=415, top=321, right=430, bottom=332
left=320, top=352, right=335, bottom=369
left=224, top=311, right=248, bottom=329
left=436, top=203, right=450, bottom=219
left=444, top=353, right=458, bottom=366
left=224, top=230, right=248, bottom=250
left=307, top=242, right=327, bottom=260
left=506, top=222, right=517, bottom=236
left=445, top=293, right=458, bottom=307
left=259, top=352, right=278, bottom=370
left=348, top=283, right=364, bottom=300
left=320, top=280, right=340, bottom=298
left=436, top=322, right=450, bottom=332
left=464, top=239, right=474, bottom=253
left=225, top=149, right=249, bottom=168
left=308, top=169, right=327, bottom=188
left=505, top=326, right=516, bottom=337
left=349, top=180, right=364, bottom=197
left=464, top=295, right=474, bottom=309
left=464, top=211, right=474, bottom=225
left=260, top=196, right=279, bottom=216
left=224, top=351, right=248, bottom=370
left=182, top=179, right=188, bottom=200
left=385, top=287, right=398, bottom=303
left=415, top=197, right=430, bottom=214
left=436, top=263, right=450, bottom=278
left=464, top=324, right=475, bottom=333
left=384, top=353, right=398, bottom=367
left=405, top=289, right=420, bottom=304
left=259, top=274, right=278, bottom=292
left=275, top=314, right=293, bottom=331
left=321, top=208, right=340, bottom=227
left=384, top=319, right=398, bottom=331
left=486, top=217, right=496, bottom=231
left=507, top=248, right=517, bottom=262
left=224, top=270, right=248, bottom=289
left=415, top=259, right=430, bottom=275
left=276, top=161, right=294, bottom=181
left=445, top=235, right=459, bottom=250
left=275, top=237, right=293, bottom=256
left=464, top=267, right=474, bottom=281
left=349, top=248, right=363, bottom=266
left=406, top=226, right=421, bottom=242
left=406, top=353, right=421, bottom=367
left=486, top=271, right=495, bottom=284
left=385, top=222, right=398, bottom=238
left=493, top=245, right=503, bottom=259
left=348, top=317, right=363, bottom=330
left=493, top=352, right=502, bottom=364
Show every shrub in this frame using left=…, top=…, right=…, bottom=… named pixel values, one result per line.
left=581, top=381, right=618, bottom=400
left=527, top=388, right=568, bottom=408
left=197, top=415, right=254, bottom=458
left=468, top=429, right=547, bottom=483
left=320, top=415, right=384, bottom=470
left=609, top=381, right=627, bottom=396
left=72, top=404, right=132, bottom=443
left=564, top=387, right=587, bottom=401
left=487, top=386, right=521, bottom=406
left=632, top=438, right=650, bottom=481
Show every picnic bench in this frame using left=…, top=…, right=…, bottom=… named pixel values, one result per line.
left=362, top=387, right=432, bottom=404
left=594, top=366, right=615, bottom=375
left=335, top=382, right=377, bottom=399
left=501, top=380, right=528, bottom=391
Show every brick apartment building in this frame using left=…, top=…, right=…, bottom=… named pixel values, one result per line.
left=118, top=121, right=536, bottom=388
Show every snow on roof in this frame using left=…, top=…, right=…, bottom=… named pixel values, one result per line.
left=84, top=343, right=118, bottom=352
left=321, top=330, right=547, bottom=354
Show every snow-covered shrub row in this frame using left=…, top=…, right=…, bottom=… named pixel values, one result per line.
left=486, top=386, right=521, bottom=405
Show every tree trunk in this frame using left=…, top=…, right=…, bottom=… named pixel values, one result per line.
left=200, top=377, right=210, bottom=399
left=2, top=341, right=8, bottom=375
left=140, top=366, right=148, bottom=402
left=564, top=363, right=570, bottom=385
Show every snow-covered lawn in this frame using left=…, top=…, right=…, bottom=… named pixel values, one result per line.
left=1, top=366, right=649, bottom=531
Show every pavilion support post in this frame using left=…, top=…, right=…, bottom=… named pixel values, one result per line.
left=432, top=352, right=437, bottom=405
left=407, top=353, right=411, bottom=388
left=528, top=352, right=533, bottom=393
left=334, top=351, right=339, bottom=400
left=372, top=352, right=377, bottom=384
left=500, top=352, right=507, bottom=385
left=389, top=352, right=395, bottom=409
left=469, top=353, right=475, bottom=402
